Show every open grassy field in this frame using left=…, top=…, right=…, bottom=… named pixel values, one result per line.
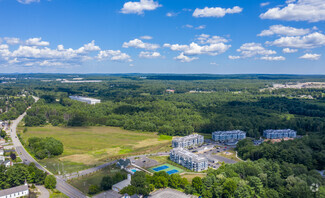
left=18, top=126, right=172, bottom=173
left=180, top=173, right=207, bottom=182
left=68, top=166, right=126, bottom=195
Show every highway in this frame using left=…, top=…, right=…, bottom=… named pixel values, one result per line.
left=9, top=97, right=87, bottom=198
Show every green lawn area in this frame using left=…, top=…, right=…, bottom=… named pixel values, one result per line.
left=149, top=163, right=184, bottom=174
left=18, top=126, right=171, bottom=173
left=68, top=165, right=126, bottom=195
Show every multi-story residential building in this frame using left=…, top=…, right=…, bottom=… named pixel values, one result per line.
left=172, top=134, right=204, bottom=148
left=170, top=148, right=208, bottom=172
left=69, top=96, right=101, bottom=105
left=263, top=129, right=297, bottom=139
left=212, top=130, right=246, bottom=143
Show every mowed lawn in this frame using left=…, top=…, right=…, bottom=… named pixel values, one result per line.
left=19, top=126, right=172, bottom=168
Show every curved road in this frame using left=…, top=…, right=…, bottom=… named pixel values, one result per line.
left=10, top=97, right=87, bottom=198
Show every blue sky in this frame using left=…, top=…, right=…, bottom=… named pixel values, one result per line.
left=0, top=0, right=324, bottom=74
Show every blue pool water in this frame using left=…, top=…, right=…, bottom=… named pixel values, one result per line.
left=131, top=169, right=137, bottom=173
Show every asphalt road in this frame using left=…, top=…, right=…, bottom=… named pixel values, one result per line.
left=10, top=97, right=87, bottom=198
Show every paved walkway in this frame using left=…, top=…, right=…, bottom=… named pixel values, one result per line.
left=36, top=185, right=50, bottom=198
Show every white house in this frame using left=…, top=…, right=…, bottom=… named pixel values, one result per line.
left=0, top=149, right=4, bottom=156
left=0, top=182, right=29, bottom=198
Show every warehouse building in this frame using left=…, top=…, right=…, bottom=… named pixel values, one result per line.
left=263, top=129, right=297, bottom=139
left=172, top=134, right=204, bottom=148
left=0, top=182, right=29, bottom=198
left=170, top=148, right=208, bottom=172
left=212, top=130, right=246, bottom=143
left=69, top=96, right=101, bottom=105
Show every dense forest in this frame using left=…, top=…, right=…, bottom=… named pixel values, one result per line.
left=236, top=135, right=325, bottom=170
left=0, top=96, right=34, bottom=120
left=121, top=159, right=325, bottom=198
left=0, top=163, right=47, bottom=190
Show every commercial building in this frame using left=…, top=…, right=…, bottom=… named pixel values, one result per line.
left=172, top=134, right=204, bottom=148
left=263, top=129, right=297, bottom=139
left=69, top=96, right=101, bottom=105
left=212, top=130, right=246, bottom=143
left=0, top=183, right=29, bottom=198
left=169, top=148, right=208, bottom=172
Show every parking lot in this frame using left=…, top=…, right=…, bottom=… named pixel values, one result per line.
left=128, top=156, right=160, bottom=168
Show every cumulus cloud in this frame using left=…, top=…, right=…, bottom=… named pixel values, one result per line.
left=260, top=0, right=325, bottom=22
left=193, top=6, right=242, bottom=18
left=299, top=53, right=321, bottom=60
left=260, top=56, right=286, bottom=61
left=97, top=50, right=132, bottom=62
left=0, top=38, right=131, bottom=67
left=237, top=43, right=277, bottom=58
left=164, top=42, right=230, bottom=56
left=197, top=34, right=229, bottom=44
left=174, top=53, right=198, bottom=62
left=258, top=25, right=310, bottom=36
left=17, top=0, right=40, bottom=4
left=121, top=0, right=161, bottom=15
left=123, top=39, right=159, bottom=50
left=283, top=48, right=298, bottom=53
left=25, top=38, right=50, bottom=46
left=4, top=37, right=21, bottom=45
left=266, top=32, right=325, bottom=48
left=139, top=51, right=161, bottom=58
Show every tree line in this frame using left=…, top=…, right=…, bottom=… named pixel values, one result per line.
left=121, top=159, right=325, bottom=198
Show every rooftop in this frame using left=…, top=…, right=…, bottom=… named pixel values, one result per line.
left=0, top=184, right=28, bottom=197
left=171, top=148, right=206, bottom=162
left=212, top=130, right=246, bottom=134
left=173, top=134, right=203, bottom=142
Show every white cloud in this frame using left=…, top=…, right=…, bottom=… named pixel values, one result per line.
left=236, top=43, right=277, bottom=58
left=197, top=34, right=229, bottom=44
left=97, top=50, right=132, bottom=62
left=121, top=0, right=161, bottom=15
left=166, top=12, right=178, bottom=17
left=17, top=0, right=40, bottom=4
left=260, top=0, right=325, bottom=22
left=174, top=53, right=198, bottom=62
left=139, top=51, right=161, bottom=58
left=299, top=53, right=321, bottom=60
left=0, top=38, right=132, bottom=67
left=267, top=32, right=325, bottom=48
left=183, top=25, right=206, bottom=30
left=195, top=25, right=206, bottom=30
left=260, top=56, right=286, bottom=61
left=258, top=25, right=310, bottom=36
left=184, top=24, right=194, bottom=29
left=210, top=62, right=218, bottom=65
left=4, top=37, right=21, bottom=45
left=228, top=55, right=240, bottom=60
left=164, top=42, right=230, bottom=56
left=140, top=36, right=153, bottom=40
left=193, top=6, right=242, bottom=18
left=25, top=38, right=50, bottom=46
left=260, top=2, right=270, bottom=7
left=283, top=48, right=298, bottom=53
left=123, top=39, right=159, bottom=50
